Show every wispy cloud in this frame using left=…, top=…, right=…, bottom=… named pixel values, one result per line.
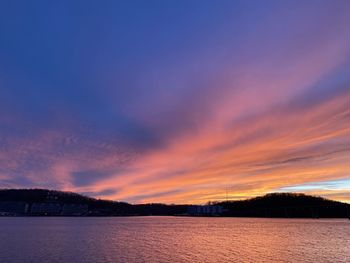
left=0, top=1, right=349, bottom=203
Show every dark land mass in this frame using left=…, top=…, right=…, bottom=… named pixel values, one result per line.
left=215, top=193, right=350, bottom=218
left=0, top=189, right=349, bottom=218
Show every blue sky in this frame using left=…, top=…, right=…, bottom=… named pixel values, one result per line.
left=0, top=1, right=350, bottom=203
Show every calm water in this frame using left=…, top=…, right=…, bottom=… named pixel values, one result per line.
left=0, top=217, right=349, bottom=263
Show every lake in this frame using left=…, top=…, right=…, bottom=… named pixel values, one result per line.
left=0, top=217, right=349, bottom=262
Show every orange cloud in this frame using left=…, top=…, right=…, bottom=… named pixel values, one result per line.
left=82, top=87, right=350, bottom=204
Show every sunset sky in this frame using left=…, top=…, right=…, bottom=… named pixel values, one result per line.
left=0, top=1, right=350, bottom=204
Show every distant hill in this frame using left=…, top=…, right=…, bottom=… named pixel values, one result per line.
left=0, top=189, right=188, bottom=216
left=0, top=189, right=349, bottom=218
left=216, top=193, right=350, bottom=218
left=0, top=189, right=95, bottom=204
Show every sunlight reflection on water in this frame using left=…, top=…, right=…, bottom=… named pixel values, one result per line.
left=0, top=217, right=349, bottom=263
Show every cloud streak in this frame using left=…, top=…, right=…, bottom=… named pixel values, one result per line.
left=0, top=1, right=350, bottom=203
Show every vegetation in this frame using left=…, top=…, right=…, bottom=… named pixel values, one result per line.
left=0, top=189, right=349, bottom=218
left=0, top=189, right=187, bottom=216
left=216, top=193, right=350, bottom=218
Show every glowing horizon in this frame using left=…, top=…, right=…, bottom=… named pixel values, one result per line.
left=0, top=1, right=350, bottom=204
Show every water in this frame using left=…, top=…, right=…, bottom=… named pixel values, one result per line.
left=0, top=217, right=349, bottom=263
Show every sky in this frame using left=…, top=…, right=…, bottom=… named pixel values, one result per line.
left=0, top=1, right=350, bottom=204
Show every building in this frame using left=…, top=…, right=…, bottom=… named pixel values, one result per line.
left=187, top=205, right=223, bottom=216
left=0, top=202, right=29, bottom=216
left=30, top=203, right=62, bottom=215
left=61, top=204, right=88, bottom=216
